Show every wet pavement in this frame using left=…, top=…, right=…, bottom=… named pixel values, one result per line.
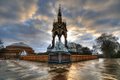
left=0, top=59, right=120, bottom=80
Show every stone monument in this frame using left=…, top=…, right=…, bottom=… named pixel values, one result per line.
left=48, top=5, right=70, bottom=63
left=51, top=5, right=68, bottom=48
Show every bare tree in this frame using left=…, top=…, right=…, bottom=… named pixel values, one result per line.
left=96, top=33, right=119, bottom=58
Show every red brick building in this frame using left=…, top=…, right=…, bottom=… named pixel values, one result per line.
left=0, top=42, right=35, bottom=59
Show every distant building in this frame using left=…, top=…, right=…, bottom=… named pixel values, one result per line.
left=67, top=42, right=82, bottom=53
left=67, top=42, right=77, bottom=52
left=0, top=42, right=35, bottom=59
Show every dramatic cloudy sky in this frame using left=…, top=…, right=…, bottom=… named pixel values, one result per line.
left=0, top=0, right=120, bottom=52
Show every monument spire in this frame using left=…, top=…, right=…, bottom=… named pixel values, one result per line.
left=51, top=4, right=68, bottom=48
left=58, top=4, right=62, bottom=22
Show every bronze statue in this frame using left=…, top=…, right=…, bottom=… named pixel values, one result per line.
left=51, top=5, right=68, bottom=48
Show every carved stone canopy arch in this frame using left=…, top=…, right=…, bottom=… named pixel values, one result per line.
left=51, top=5, right=68, bottom=48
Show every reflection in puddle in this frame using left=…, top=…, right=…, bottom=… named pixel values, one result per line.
left=52, top=74, right=67, bottom=80
left=0, top=59, right=120, bottom=80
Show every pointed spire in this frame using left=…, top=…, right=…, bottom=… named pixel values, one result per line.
left=58, top=4, right=62, bottom=22
left=58, top=4, right=61, bottom=17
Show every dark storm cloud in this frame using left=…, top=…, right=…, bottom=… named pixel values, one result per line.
left=80, top=33, right=94, bottom=41
left=0, top=22, right=51, bottom=51
left=0, top=0, right=120, bottom=52
left=0, top=23, right=48, bottom=40
left=0, top=0, right=38, bottom=24
left=36, top=0, right=57, bottom=17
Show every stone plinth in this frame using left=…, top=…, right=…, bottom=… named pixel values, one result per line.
left=47, top=41, right=70, bottom=63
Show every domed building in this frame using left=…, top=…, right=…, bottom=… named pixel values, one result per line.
left=1, top=42, right=35, bottom=59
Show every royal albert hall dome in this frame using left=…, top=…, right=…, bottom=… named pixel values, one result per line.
left=6, top=42, right=34, bottom=54
left=2, top=42, right=35, bottom=59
